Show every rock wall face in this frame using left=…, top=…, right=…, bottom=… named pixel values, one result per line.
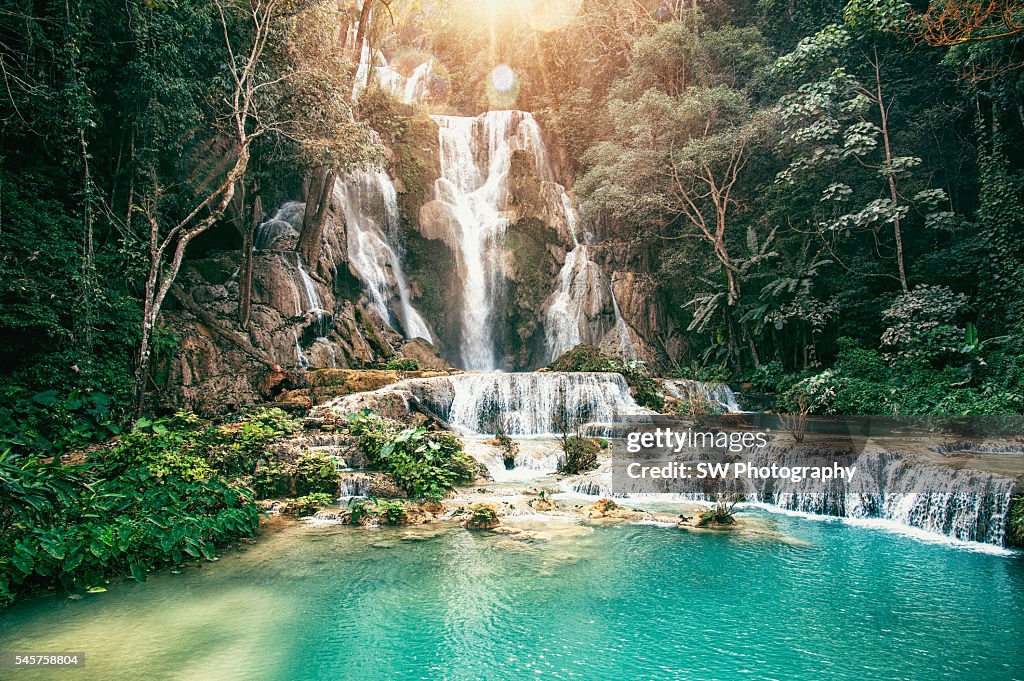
left=160, top=106, right=680, bottom=412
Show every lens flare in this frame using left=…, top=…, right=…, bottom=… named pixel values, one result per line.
left=491, top=64, right=516, bottom=93
left=487, top=64, right=519, bottom=108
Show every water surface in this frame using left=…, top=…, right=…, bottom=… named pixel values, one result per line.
left=1, top=511, right=1022, bottom=680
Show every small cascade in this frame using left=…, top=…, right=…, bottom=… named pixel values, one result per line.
left=431, top=111, right=556, bottom=370
left=293, top=328, right=309, bottom=370
left=254, top=202, right=304, bottom=249
left=406, top=371, right=650, bottom=436
left=609, top=284, right=639, bottom=361
left=335, top=169, right=433, bottom=342
left=294, top=255, right=331, bottom=337
left=663, top=379, right=742, bottom=413
left=543, top=192, right=614, bottom=361
left=350, top=32, right=433, bottom=104
left=338, top=473, right=373, bottom=498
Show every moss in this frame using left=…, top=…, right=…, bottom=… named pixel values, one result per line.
left=394, top=114, right=441, bottom=225
left=503, top=218, right=559, bottom=367
left=403, top=229, right=456, bottom=341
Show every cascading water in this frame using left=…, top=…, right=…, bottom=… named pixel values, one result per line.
left=543, top=193, right=609, bottom=361
left=431, top=110, right=560, bottom=370
left=350, top=32, right=433, bottom=104
left=663, top=378, right=742, bottom=413
left=335, top=169, right=433, bottom=342
left=254, top=202, right=304, bottom=249
left=404, top=371, right=651, bottom=436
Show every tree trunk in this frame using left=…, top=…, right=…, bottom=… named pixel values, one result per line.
left=239, top=192, right=262, bottom=328
left=873, top=48, right=909, bottom=293
left=353, top=0, right=373, bottom=59
left=297, top=166, right=337, bottom=267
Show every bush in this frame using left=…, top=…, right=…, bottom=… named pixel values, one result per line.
left=348, top=411, right=474, bottom=501
left=464, top=502, right=499, bottom=529
left=695, top=495, right=739, bottom=526
left=281, top=493, right=334, bottom=517
left=384, top=357, right=420, bottom=371
left=0, top=447, right=259, bottom=608
left=292, top=452, right=339, bottom=497
left=1009, top=496, right=1024, bottom=548
left=0, top=388, right=123, bottom=457
left=347, top=497, right=406, bottom=525
left=745, top=361, right=787, bottom=393
left=558, top=436, right=600, bottom=475
left=252, top=461, right=292, bottom=498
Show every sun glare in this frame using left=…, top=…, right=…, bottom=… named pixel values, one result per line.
left=474, top=0, right=581, bottom=32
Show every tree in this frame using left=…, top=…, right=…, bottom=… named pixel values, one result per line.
left=132, top=0, right=284, bottom=417
left=283, top=1, right=380, bottom=272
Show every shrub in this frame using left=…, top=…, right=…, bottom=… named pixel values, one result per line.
left=292, top=453, right=339, bottom=496
left=347, top=497, right=406, bottom=525
left=348, top=411, right=474, bottom=501
left=464, top=502, right=499, bottom=529
left=1009, top=496, right=1024, bottom=548
left=881, top=285, right=968, bottom=366
left=374, top=499, right=407, bottom=524
left=695, top=495, right=739, bottom=526
left=282, top=493, right=334, bottom=517
left=0, top=387, right=123, bottom=457
left=558, top=436, right=600, bottom=475
left=0, top=449, right=258, bottom=608
left=252, top=461, right=292, bottom=498
left=384, top=357, right=420, bottom=371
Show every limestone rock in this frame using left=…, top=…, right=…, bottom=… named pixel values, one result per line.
left=398, top=338, right=453, bottom=371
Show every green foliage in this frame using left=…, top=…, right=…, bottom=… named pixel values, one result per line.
left=0, top=447, right=258, bottom=608
left=347, top=411, right=475, bottom=501
left=881, top=285, right=968, bottom=365
left=0, top=388, right=122, bottom=456
left=384, top=357, right=420, bottom=371
left=374, top=499, right=408, bottom=525
left=0, top=404, right=308, bottom=606
left=252, top=461, right=292, bottom=499
left=696, top=495, right=739, bottom=526
left=281, top=493, right=333, bottom=517
left=291, top=453, right=339, bottom=497
left=347, top=497, right=406, bottom=525
left=558, top=436, right=600, bottom=476
left=464, top=502, right=499, bottom=529
left=1008, top=496, right=1024, bottom=548
left=780, top=338, right=1024, bottom=416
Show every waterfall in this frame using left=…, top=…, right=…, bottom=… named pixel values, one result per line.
left=543, top=191, right=613, bottom=361
left=663, top=379, right=742, bottom=413
left=541, top=177, right=640, bottom=364
left=609, top=284, right=639, bottom=361
left=431, top=110, right=554, bottom=370
left=405, top=371, right=651, bottom=436
left=350, top=33, right=433, bottom=104
left=336, top=169, right=433, bottom=342
left=741, top=448, right=1018, bottom=546
left=254, top=201, right=304, bottom=249
left=274, top=252, right=331, bottom=338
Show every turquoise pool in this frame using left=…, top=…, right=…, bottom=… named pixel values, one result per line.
left=1, top=510, right=1022, bottom=680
